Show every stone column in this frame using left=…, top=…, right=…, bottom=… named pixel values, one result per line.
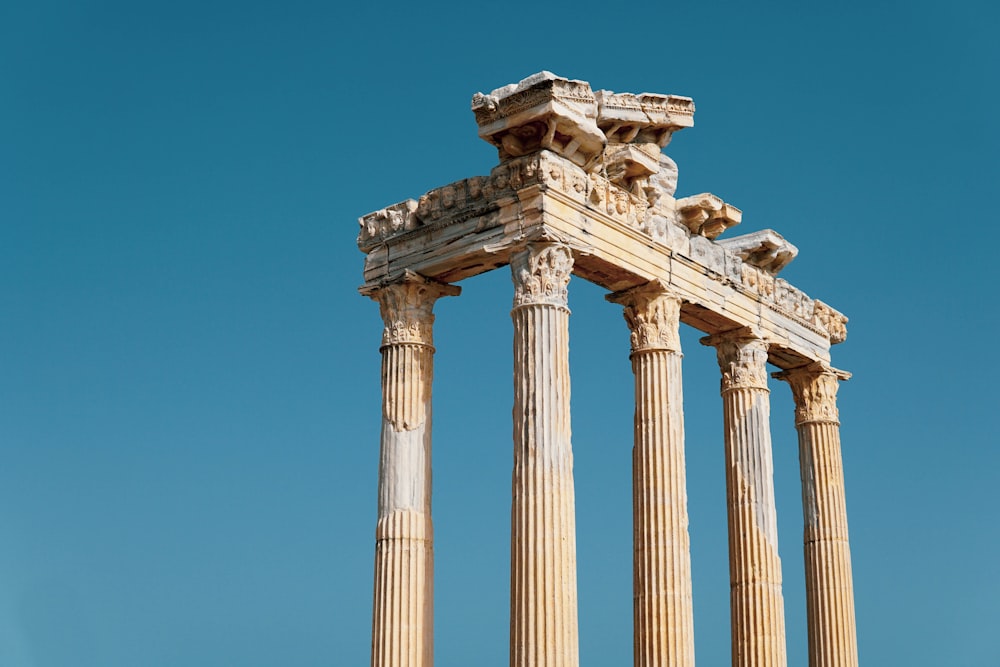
left=701, top=328, right=787, bottom=667
left=773, top=363, right=857, bottom=667
left=362, top=271, right=460, bottom=667
left=607, top=281, right=695, bottom=667
left=509, top=243, right=580, bottom=667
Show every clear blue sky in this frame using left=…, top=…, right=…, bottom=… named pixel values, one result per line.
left=2, top=1, right=997, bottom=665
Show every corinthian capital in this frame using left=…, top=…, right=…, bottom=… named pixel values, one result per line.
left=701, top=327, right=770, bottom=392
left=773, top=361, right=851, bottom=425
left=360, top=271, right=461, bottom=347
left=511, top=243, right=574, bottom=308
left=606, top=279, right=682, bottom=353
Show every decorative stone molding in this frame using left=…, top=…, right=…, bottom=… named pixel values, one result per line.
left=361, top=271, right=461, bottom=347
left=606, top=280, right=682, bottom=353
left=603, top=142, right=661, bottom=196
left=675, top=193, right=742, bottom=239
left=472, top=71, right=606, bottom=171
left=358, top=199, right=421, bottom=252
left=511, top=243, right=574, bottom=308
left=595, top=90, right=695, bottom=147
left=718, top=229, right=799, bottom=275
left=812, top=300, right=849, bottom=344
left=644, top=152, right=679, bottom=211
left=702, top=328, right=770, bottom=391
left=773, top=362, right=851, bottom=425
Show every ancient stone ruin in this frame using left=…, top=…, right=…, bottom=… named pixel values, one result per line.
left=356, top=72, right=858, bottom=667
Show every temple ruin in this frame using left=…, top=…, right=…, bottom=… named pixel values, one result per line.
left=356, top=72, right=858, bottom=667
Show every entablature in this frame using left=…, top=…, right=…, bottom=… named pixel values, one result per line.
left=357, top=73, right=848, bottom=369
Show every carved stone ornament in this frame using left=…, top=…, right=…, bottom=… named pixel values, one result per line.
left=357, top=199, right=421, bottom=253
left=701, top=328, right=770, bottom=391
left=511, top=243, right=574, bottom=308
left=773, top=362, right=851, bottom=425
left=606, top=280, right=682, bottom=353
left=594, top=90, right=695, bottom=147
left=644, top=152, right=679, bottom=209
left=472, top=72, right=606, bottom=171
left=675, top=193, right=742, bottom=239
left=812, top=300, right=849, bottom=344
left=718, top=229, right=799, bottom=276
left=360, top=271, right=461, bottom=347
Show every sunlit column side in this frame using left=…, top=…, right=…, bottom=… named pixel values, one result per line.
left=509, top=243, right=580, bottom=667
left=773, top=363, right=858, bottom=667
left=701, top=328, right=787, bottom=667
left=362, top=271, right=460, bottom=667
left=607, top=280, right=695, bottom=667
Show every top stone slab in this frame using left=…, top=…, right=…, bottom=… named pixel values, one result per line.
left=472, top=72, right=694, bottom=173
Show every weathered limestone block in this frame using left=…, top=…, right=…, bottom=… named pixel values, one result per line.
left=360, top=271, right=461, bottom=667
left=775, top=279, right=815, bottom=322
left=358, top=199, right=421, bottom=252
left=606, top=281, right=695, bottom=667
left=603, top=142, right=662, bottom=197
left=702, top=328, right=788, bottom=667
left=644, top=153, right=679, bottom=212
left=812, top=301, right=848, bottom=344
left=773, top=363, right=858, bottom=667
left=510, top=243, right=580, bottom=667
left=718, top=229, right=799, bottom=275
left=676, top=193, right=743, bottom=239
left=688, top=234, right=728, bottom=276
left=595, top=90, right=695, bottom=146
left=472, top=72, right=606, bottom=172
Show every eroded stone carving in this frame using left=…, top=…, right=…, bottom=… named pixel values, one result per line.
left=718, top=229, right=799, bottom=275
left=812, top=300, right=849, bottom=344
left=472, top=72, right=606, bottom=171
left=361, top=271, right=461, bottom=347
left=675, top=193, right=742, bottom=239
left=603, top=143, right=661, bottom=197
left=702, top=327, right=770, bottom=391
left=511, top=243, right=574, bottom=308
left=773, top=362, right=851, bottom=425
left=358, top=200, right=421, bottom=252
left=595, top=90, right=695, bottom=147
left=606, top=280, right=682, bottom=353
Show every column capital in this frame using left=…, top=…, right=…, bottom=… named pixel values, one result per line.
left=511, top=243, right=574, bottom=309
left=361, top=270, right=461, bottom=347
left=606, top=279, right=682, bottom=354
left=772, top=361, right=851, bottom=425
left=700, top=327, right=770, bottom=392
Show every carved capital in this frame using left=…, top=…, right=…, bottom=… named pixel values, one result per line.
left=361, top=271, right=461, bottom=347
left=773, top=361, right=851, bottom=425
left=511, top=243, right=574, bottom=308
left=701, top=327, right=770, bottom=392
left=606, top=280, right=682, bottom=353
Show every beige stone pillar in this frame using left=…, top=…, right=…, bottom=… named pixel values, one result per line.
left=509, top=243, right=580, bottom=667
left=773, top=363, right=857, bottom=667
left=607, top=281, right=695, bottom=667
left=701, top=328, right=787, bottom=667
left=363, top=271, right=460, bottom=667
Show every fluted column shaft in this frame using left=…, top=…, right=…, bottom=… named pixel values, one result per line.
left=774, top=364, right=857, bottom=667
left=364, top=272, right=460, bottom=667
left=608, top=281, right=695, bottom=667
left=510, top=243, right=579, bottom=667
left=702, top=329, right=787, bottom=667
